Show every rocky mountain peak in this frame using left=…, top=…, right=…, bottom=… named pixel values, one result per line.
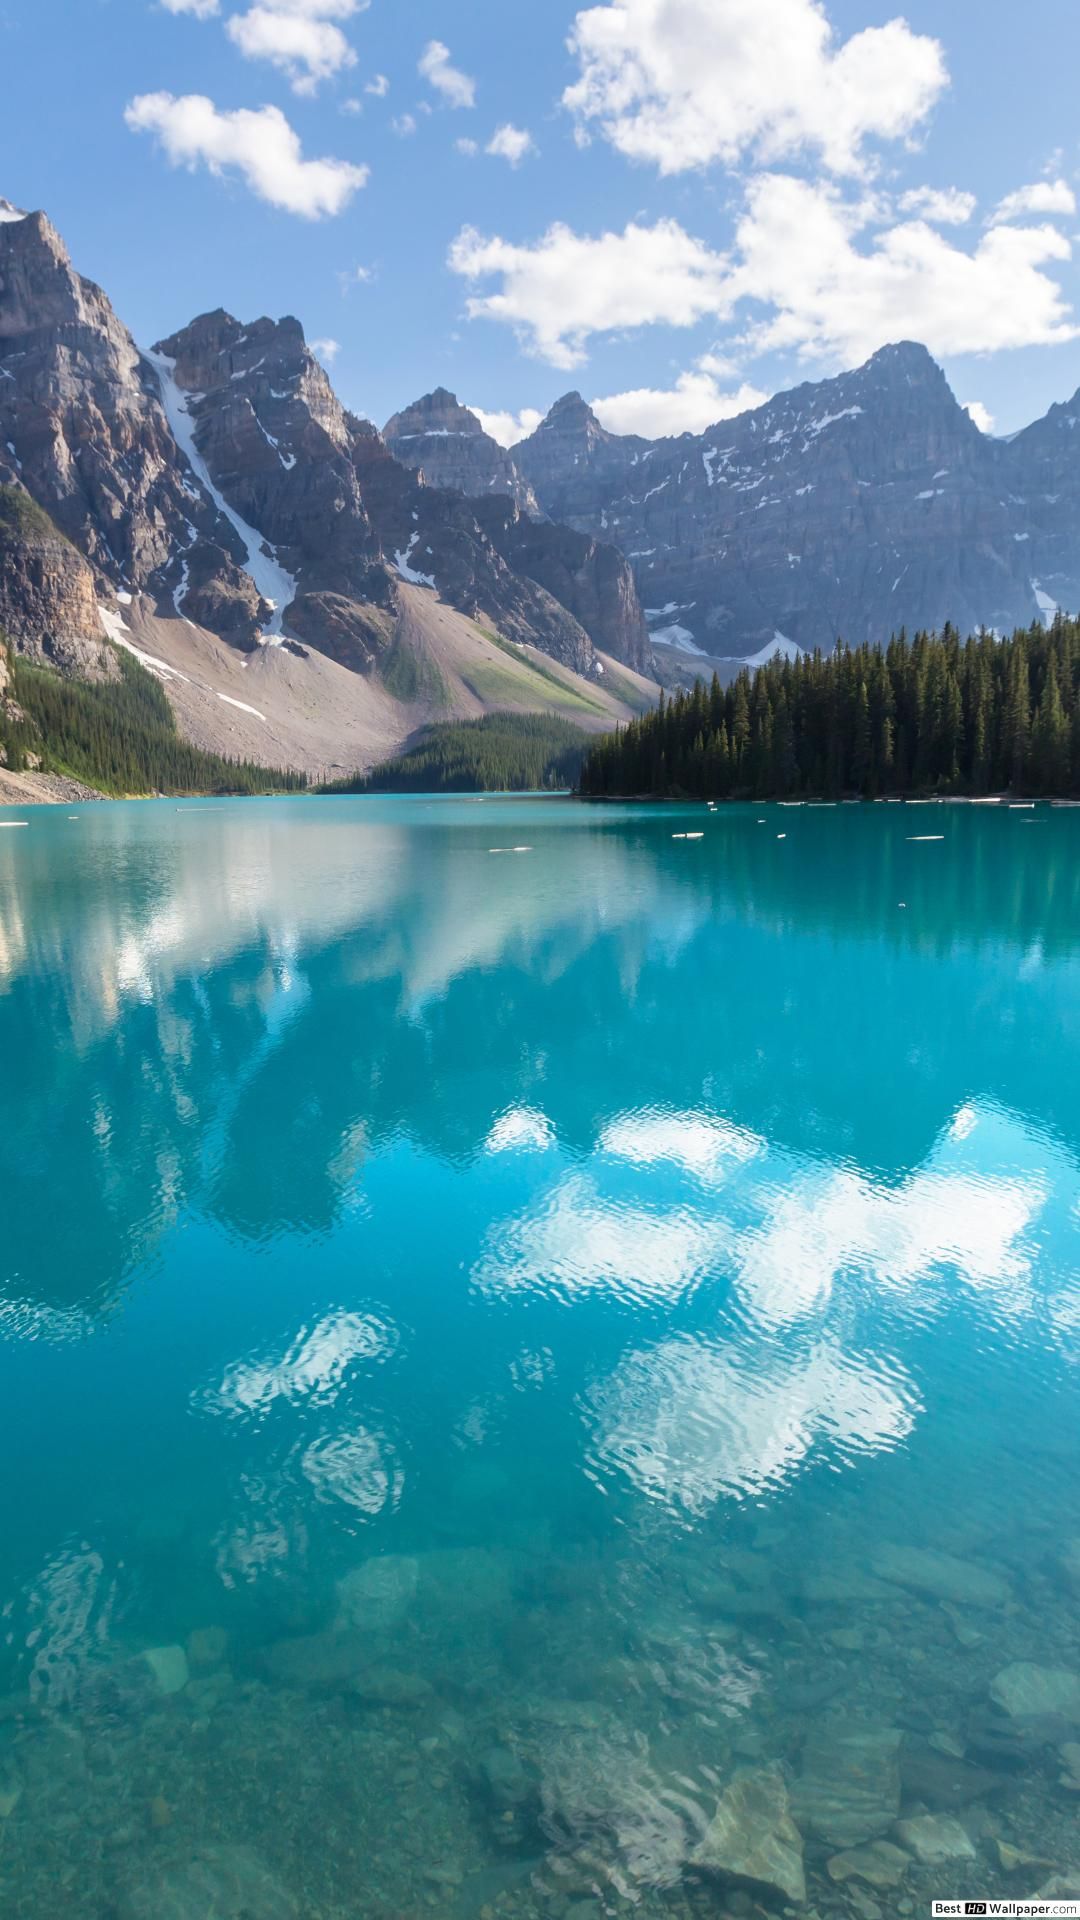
left=383, top=388, right=482, bottom=439
left=384, top=388, right=541, bottom=517
left=157, top=309, right=351, bottom=459
left=535, top=392, right=609, bottom=443
left=0, top=217, right=269, bottom=632
left=0, top=205, right=125, bottom=343
left=515, top=340, right=1080, bottom=666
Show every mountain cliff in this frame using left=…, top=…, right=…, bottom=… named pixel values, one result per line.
left=384, top=388, right=541, bottom=517
left=0, top=200, right=656, bottom=770
left=508, top=347, right=1080, bottom=670
left=0, top=204, right=267, bottom=645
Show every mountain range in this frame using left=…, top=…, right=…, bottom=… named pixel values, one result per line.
left=2, top=192, right=1080, bottom=779
left=386, top=353, right=1080, bottom=685
left=0, top=199, right=654, bottom=778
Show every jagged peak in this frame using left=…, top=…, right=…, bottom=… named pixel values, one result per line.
left=0, top=198, right=29, bottom=225
left=546, top=391, right=592, bottom=421
left=525, top=392, right=608, bottom=444
left=862, top=340, right=940, bottom=374
left=384, top=388, right=489, bottom=442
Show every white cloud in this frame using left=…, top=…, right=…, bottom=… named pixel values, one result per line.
left=989, top=178, right=1077, bottom=226
left=448, top=217, right=730, bottom=368
left=591, top=368, right=769, bottom=436
left=965, top=400, right=994, bottom=434
left=484, top=1106, right=554, bottom=1152
left=226, top=6, right=356, bottom=94
left=470, top=404, right=544, bottom=446
left=161, top=0, right=219, bottom=15
left=590, top=1335, right=916, bottom=1511
left=202, top=1310, right=392, bottom=1418
left=392, top=113, right=417, bottom=138
left=124, top=93, right=369, bottom=218
left=311, top=335, right=340, bottom=363
left=486, top=124, right=536, bottom=167
left=419, top=39, right=476, bottom=109
left=365, top=72, right=389, bottom=97
left=563, top=0, right=947, bottom=178
left=727, top=172, right=1079, bottom=363
left=337, top=262, right=373, bottom=291
left=450, top=172, right=1078, bottom=372
left=456, top=137, right=479, bottom=157
left=473, top=1171, right=727, bottom=1304
left=340, top=96, right=361, bottom=115
left=898, top=185, right=975, bottom=226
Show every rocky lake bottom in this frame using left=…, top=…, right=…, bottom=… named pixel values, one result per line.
left=1, top=797, right=1079, bottom=1918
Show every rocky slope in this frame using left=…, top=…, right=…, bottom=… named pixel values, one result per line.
left=384, top=388, right=540, bottom=517
left=151, top=310, right=655, bottom=679
left=0, top=203, right=267, bottom=644
left=507, top=347, right=1080, bottom=669
left=0, top=485, right=113, bottom=675
left=0, top=199, right=654, bottom=765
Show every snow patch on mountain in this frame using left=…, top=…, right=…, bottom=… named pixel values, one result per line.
left=145, top=348, right=298, bottom=641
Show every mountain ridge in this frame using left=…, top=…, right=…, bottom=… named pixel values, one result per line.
left=0, top=200, right=656, bottom=773
left=387, top=343, right=1080, bottom=678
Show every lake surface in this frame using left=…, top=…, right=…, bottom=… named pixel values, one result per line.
left=1, top=795, right=1079, bottom=1919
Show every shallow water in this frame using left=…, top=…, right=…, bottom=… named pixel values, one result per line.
left=1, top=795, right=1079, bottom=1919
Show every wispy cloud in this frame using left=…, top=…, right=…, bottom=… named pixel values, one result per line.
left=419, top=39, right=476, bottom=109
left=125, top=93, right=368, bottom=218
left=486, top=124, right=536, bottom=168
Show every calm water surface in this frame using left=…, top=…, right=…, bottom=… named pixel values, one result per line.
left=1, top=796, right=1078, bottom=1918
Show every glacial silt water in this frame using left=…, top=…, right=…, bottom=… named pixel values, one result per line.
left=0, top=796, right=1078, bottom=1917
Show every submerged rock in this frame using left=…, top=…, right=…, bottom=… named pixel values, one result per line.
left=871, top=1544, right=1010, bottom=1609
left=0, top=1780, right=22, bottom=1819
left=794, top=1724, right=902, bottom=1848
left=1036, top=1877, right=1080, bottom=1901
left=899, top=1742, right=1003, bottom=1809
left=525, top=1701, right=689, bottom=1891
left=990, top=1663, right=1080, bottom=1724
left=141, top=1646, right=189, bottom=1696
left=351, top=1665, right=433, bottom=1708
left=186, top=1626, right=229, bottom=1671
left=264, top=1629, right=370, bottom=1690
left=335, top=1554, right=419, bottom=1632
left=120, top=1843, right=297, bottom=1919
left=997, top=1840, right=1058, bottom=1874
left=826, top=1841, right=910, bottom=1889
left=894, top=1815, right=976, bottom=1865
left=692, top=1764, right=806, bottom=1907
left=479, top=1744, right=536, bottom=1810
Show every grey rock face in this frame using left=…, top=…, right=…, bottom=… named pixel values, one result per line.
left=475, top=499, right=652, bottom=673
left=0, top=210, right=261, bottom=641
left=384, top=388, right=541, bottom=517
left=793, top=1723, right=902, bottom=1848
left=0, top=485, right=113, bottom=675
left=691, top=1764, right=806, bottom=1906
left=990, top=1662, right=1080, bottom=1724
left=156, top=315, right=608, bottom=677
left=514, top=345, right=1080, bottom=663
left=1, top=209, right=646, bottom=686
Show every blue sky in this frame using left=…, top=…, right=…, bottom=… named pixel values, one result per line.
left=2, top=0, right=1079, bottom=441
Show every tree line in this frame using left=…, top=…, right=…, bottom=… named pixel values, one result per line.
left=330, top=712, right=590, bottom=794
left=579, top=617, right=1080, bottom=800
left=0, top=641, right=306, bottom=797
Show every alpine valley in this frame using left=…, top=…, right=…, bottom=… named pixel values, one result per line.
left=4, top=193, right=1080, bottom=788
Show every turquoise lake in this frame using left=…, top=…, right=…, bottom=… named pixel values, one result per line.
left=1, top=795, right=1079, bottom=1918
